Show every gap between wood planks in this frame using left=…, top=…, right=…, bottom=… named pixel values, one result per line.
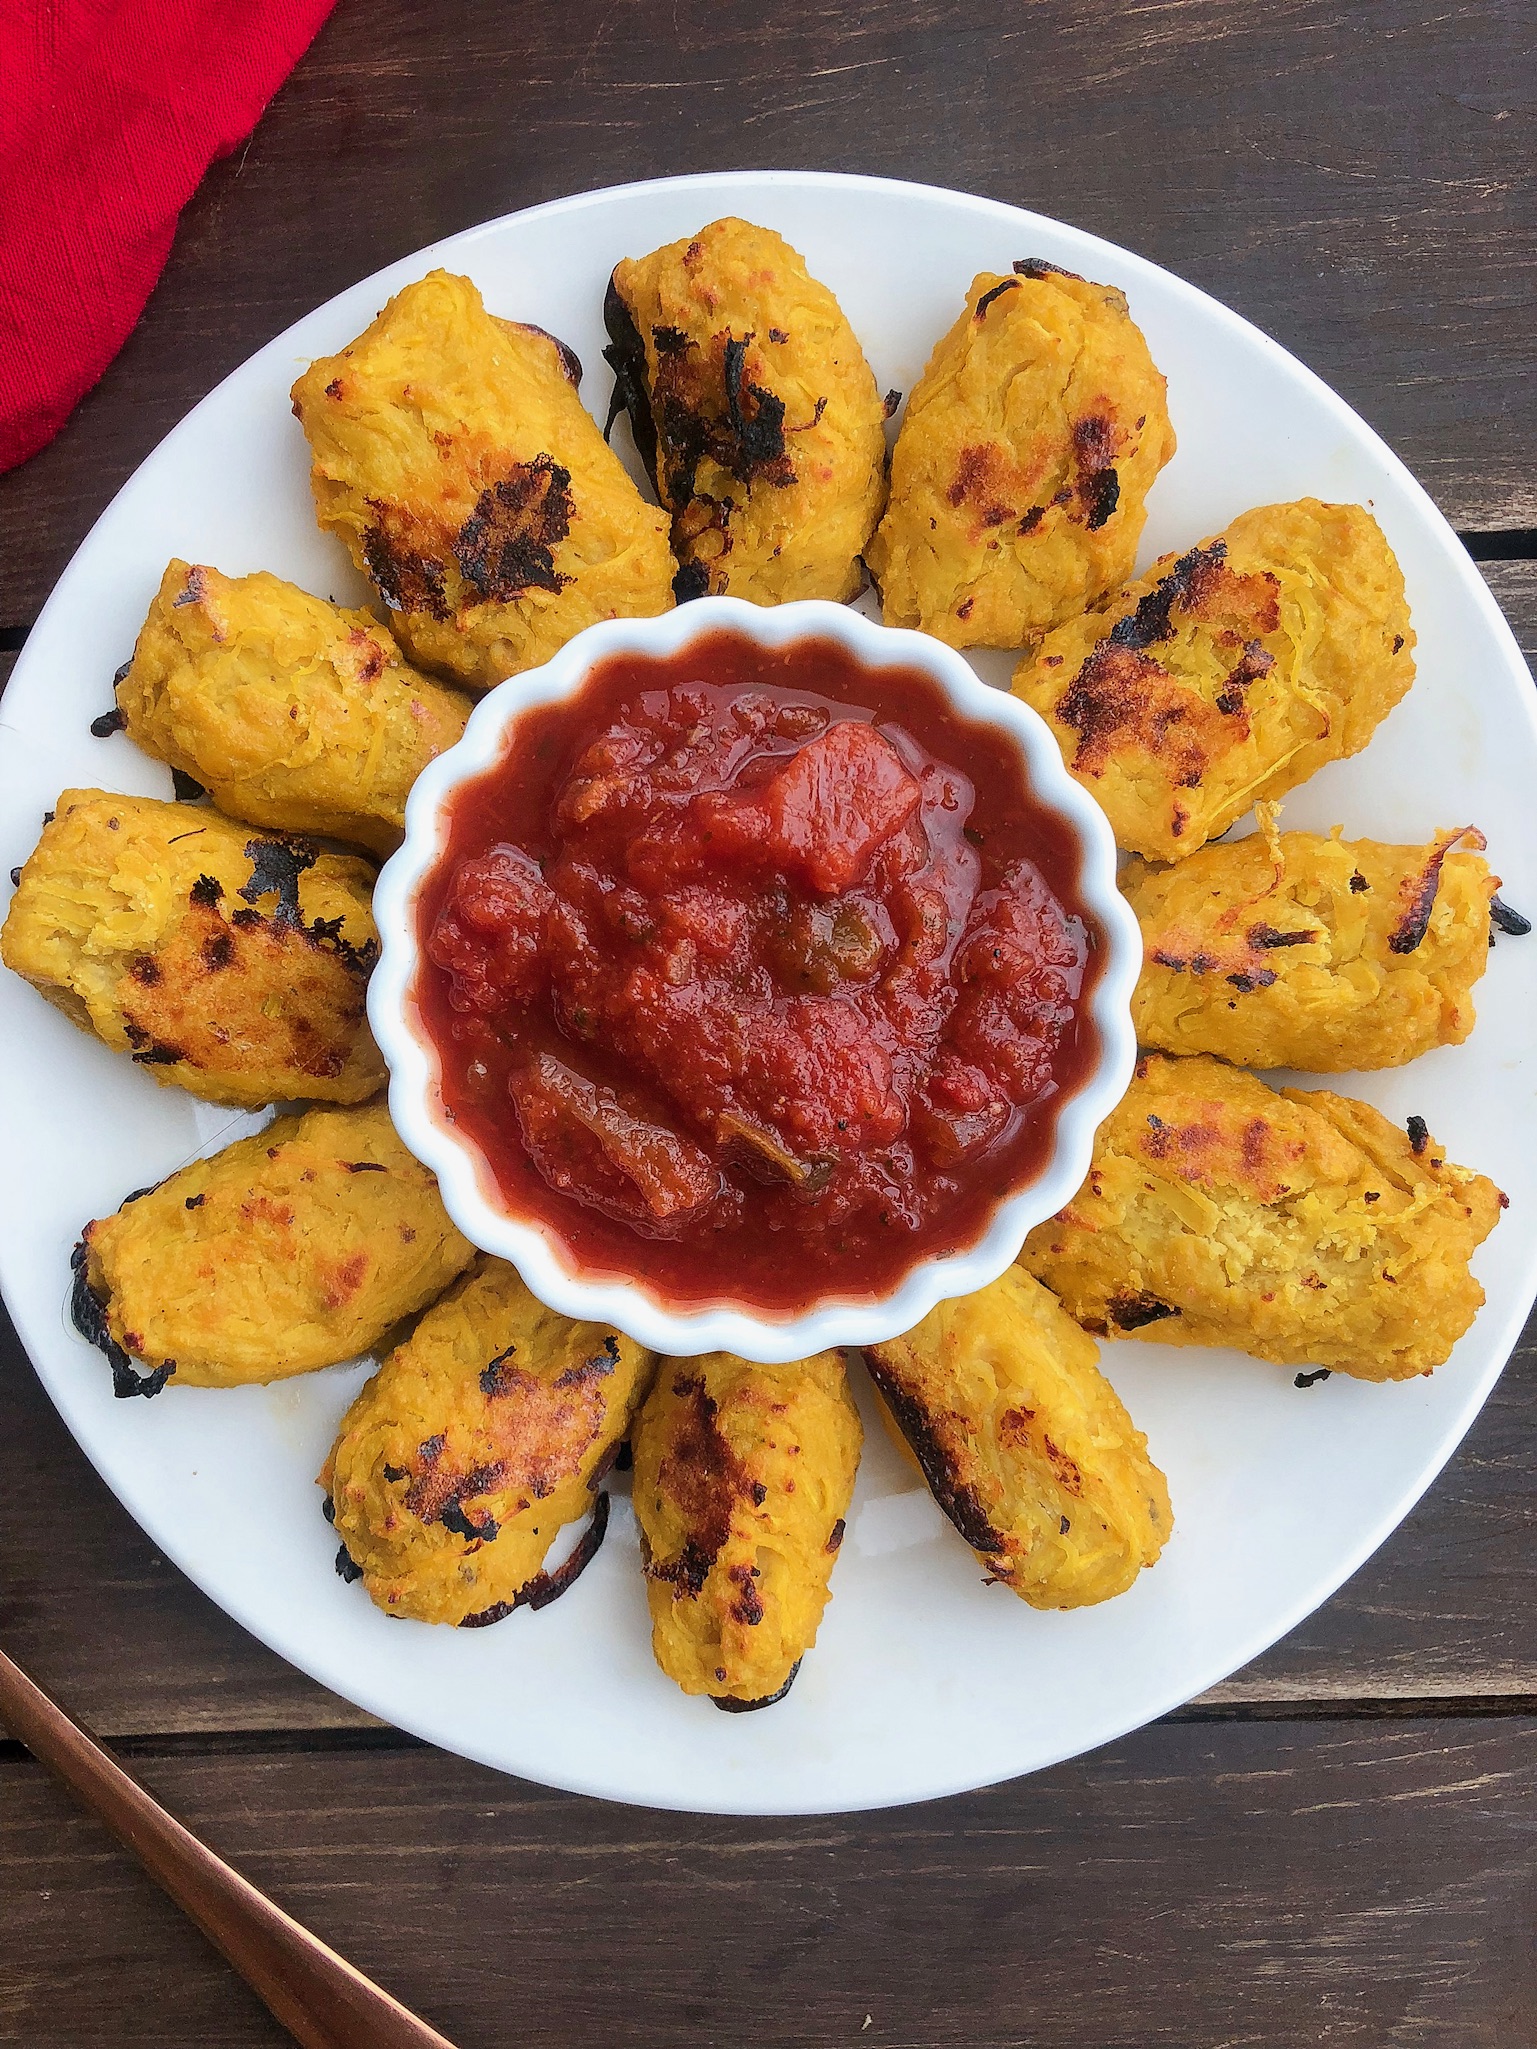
left=4, top=1691, right=1537, bottom=1772
left=1463, top=528, right=1537, bottom=561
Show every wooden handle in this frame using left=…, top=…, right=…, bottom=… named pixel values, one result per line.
left=0, top=1646, right=458, bottom=2049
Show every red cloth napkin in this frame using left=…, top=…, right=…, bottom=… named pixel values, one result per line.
left=0, top=0, right=336, bottom=474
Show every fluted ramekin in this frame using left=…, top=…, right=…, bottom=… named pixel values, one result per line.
left=369, top=595, right=1140, bottom=1364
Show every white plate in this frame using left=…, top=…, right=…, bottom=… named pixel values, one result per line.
left=2, top=171, right=1533, bottom=1817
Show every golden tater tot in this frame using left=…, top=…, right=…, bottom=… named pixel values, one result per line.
left=74, top=1102, right=475, bottom=1395
left=292, top=270, right=676, bottom=690
left=633, top=1350, right=861, bottom=1709
left=1022, top=1054, right=1504, bottom=1380
left=604, top=216, right=888, bottom=604
left=323, top=1258, right=655, bottom=1627
left=116, top=560, right=471, bottom=857
left=865, top=1268, right=1170, bottom=1606
left=1126, top=825, right=1497, bottom=1071
left=1012, top=499, right=1416, bottom=861
left=866, top=259, right=1175, bottom=648
left=1, top=790, right=384, bottom=1107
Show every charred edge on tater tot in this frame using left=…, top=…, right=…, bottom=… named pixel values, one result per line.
left=586, top=1439, right=622, bottom=1491
left=860, top=1355, right=1008, bottom=1555
left=974, top=279, right=1021, bottom=320
left=360, top=457, right=585, bottom=621
left=69, top=1203, right=177, bottom=1400
left=458, top=1491, right=612, bottom=1627
left=713, top=1658, right=802, bottom=1714
left=1105, top=1291, right=1181, bottom=1333
left=440, top=1501, right=500, bottom=1541
left=719, top=334, right=798, bottom=487
left=239, top=838, right=317, bottom=923
left=652, top=325, right=790, bottom=505
left=116, top=857, right=375, bottom=1075
left=1114, top=545, right=1237, bottom=647
left=1388, top=831, right=1477, bottom=956
left=1056, top=544, right=1256, bottom=773
left=1113, top=541, right=1229, bottom=651
left=453, top=456, right=575, bottom=603
left=603, top=270, right=806, bottom=512
left=518, top=324, right=584, bottom=389
left=1067, top=413, right=1121, bottom=531
left=1013, top=257, right=1086, bottom=283
left=477, top=1344, right=516, bottom=1395
left=360, top=525, right=449, bottom=622
left=1491, top=895, right=1532, bottom=937
left=602, top=275, right=659, bottom=473
left=641, top=1373, right=759, bottom=1598
left=226, top=845, right=379, bottom=976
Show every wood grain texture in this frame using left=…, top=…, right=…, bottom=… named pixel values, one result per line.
left=0, top=0, right=1533, bottom=630
left=2, top=1293, right=1534, bottom=1738
left=2, top=6, right=1535, bottom=2042
left=2, top=1719, right=1535, bottom=2048
left=0, top=1652, right=457, bottom=2049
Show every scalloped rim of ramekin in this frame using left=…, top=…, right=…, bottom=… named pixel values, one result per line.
left=369, top=595, right=1140, bottom=1362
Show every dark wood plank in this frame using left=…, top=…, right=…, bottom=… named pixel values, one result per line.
left=2, top=1289, right=1534, bottom=1737
left=3, top=1716, right=1534, bottom=2047
left=1, top=0, right=1533, bottom=629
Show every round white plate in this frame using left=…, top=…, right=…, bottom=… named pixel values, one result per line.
left=2, top=172, right=1533, bottom=1816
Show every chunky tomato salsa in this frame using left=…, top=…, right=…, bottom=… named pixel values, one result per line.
left=416, top=630, right=1101, bottom=1313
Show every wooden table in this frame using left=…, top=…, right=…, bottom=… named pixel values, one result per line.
left=2, top=4, right=1533, bottom=2042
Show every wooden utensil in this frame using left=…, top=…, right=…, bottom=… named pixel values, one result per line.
left=0, top=1645, right=458, bottom=2049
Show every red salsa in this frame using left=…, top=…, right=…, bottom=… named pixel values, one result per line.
left=416, top=629, right=1102, bottom=1314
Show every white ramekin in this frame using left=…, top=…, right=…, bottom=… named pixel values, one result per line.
left=369, top=595, right=1140, bottom=1363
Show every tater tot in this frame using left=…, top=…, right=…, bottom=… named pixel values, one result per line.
left=632, top=1350, right=861, bottom=1708
left=323, top=1257, right=655, bottom=1626
left=2, top=789, right=384, bottom=1107
left=117, top=560, right=471, bottom=857
left=1011, top=499, right=1416, bottom=861
left=1125, top=825, right=1497, bottom=1071
left=1021, top=1054, right=1504, bottom=1380
left=604, top=216, right=888, bottom=604
left=74, top=1102, right=475, bottom=1395
left=866, top=259, right=1175, bottom=648
left=292, top=270, right=676, bottom=690
left=864, top=1268, right=1170, bottom=1607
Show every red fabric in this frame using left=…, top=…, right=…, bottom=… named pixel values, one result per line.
left=0, top=0, right=336, bottom=473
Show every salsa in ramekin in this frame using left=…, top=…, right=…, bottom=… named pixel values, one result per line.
left=411, top=626, right=1105, bottom=1314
